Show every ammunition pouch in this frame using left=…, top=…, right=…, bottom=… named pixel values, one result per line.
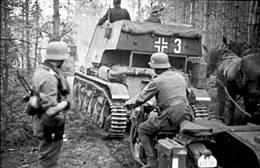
left=44, top=124, right=65, bottom=143
left=42, top=113, right=66, bottom=142
left=26, top=95, right=44, bottom=116
left=26, top=104, right=44, bottom=116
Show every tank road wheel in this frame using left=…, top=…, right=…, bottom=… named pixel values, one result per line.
left=73, top=77, right=128, bottom=139
left=92, top=94, right=105, bottom=124
left=87, top=88, right=97, bottom=116
left=97, top=99, right=109, bottom=128
left=82, top=89, right=94, bottom=114
left=73, top=81, right=81, bottom=108
left=73, top=80, right=89, bottom=111
left=78, top=86, right=88, bottom=110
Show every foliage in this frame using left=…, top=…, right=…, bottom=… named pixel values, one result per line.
left=1, top=0, right=259, bottom=167
left=0, top=68, right=34, bottom=148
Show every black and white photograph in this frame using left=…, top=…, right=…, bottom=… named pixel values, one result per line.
left=1, top=0, right=259, bottom=168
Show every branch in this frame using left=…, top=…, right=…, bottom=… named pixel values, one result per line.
left=60, top=27, right=73, bottom=38
left=37, top=28, right=52, bottom=36
left=0, top=5, right=12, bottom=10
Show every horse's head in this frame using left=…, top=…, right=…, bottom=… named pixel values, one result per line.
left=223, top=37, right=257, bottom=57
left=203, top=45, right=223, bottom=78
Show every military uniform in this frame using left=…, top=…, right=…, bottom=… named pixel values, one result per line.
left=144, top=5, right=164, bottom=24
left=32, top=63, right=67, bottom=168
left=32, top=42, right=70, bottom=168
left=144, top=14, right=161, bottom=23
left=97, top=4, right=131, bottom=25
left=126, top=69, right=194, bottom=167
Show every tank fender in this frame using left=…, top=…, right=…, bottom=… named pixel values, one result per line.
left=106, top=82, right=129, bottom=99
left=74, top=72, right=129, bottom=100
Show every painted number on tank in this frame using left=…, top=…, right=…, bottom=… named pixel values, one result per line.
left=174, top=38, right=182, bottom=53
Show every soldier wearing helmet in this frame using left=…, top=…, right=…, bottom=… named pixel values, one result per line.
left=97, top=0, right=131, bottom=25
left=125, top=52, right=194, bottom=168
left=144, top=5, right=165, bottom=23
left=32, top=41, right=71, bottom=168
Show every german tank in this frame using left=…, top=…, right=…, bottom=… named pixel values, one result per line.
left=73, top=20, right=210, bottom=138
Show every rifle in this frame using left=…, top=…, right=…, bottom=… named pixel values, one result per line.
left=17, top=70, right=32, bottom=102
left=17, top=70, right=42, bottom=116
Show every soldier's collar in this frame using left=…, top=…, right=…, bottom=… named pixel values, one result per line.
left=42, top=61, right=58, bottom=73
left=41, top=62, right=60, bottom=77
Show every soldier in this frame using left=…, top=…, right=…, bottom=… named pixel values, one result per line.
left=32, top=41, right=71, bottom=168
left=125, top=52, right=194, bottom=168
left=144, top=5, right=164, bottom=23
left=97, top=0, right=131, bottom=25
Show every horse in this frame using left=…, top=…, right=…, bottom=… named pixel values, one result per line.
left=204, top=39, right=260, bottom=125
left=223, top=37, right=258, bottom=57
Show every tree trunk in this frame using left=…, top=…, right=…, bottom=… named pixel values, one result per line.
left=190, top=0, right=195, bottom=27
left=221, top=1, right=227, bottom=38
left=234, top=2, right=239, bottom=41
left=25, top=0, right=31, bottom=73
left=52, top=0, right=60, bottom=41
left=21, top=0, right=25, bottom=68
left=202, top=0, right=210, bottom=57
left=183, top=1, right=187, bottom=24
left=1, top=0, right=11, bottom=95
left=247, top=0, right=253, bottom=44
left=252, top=1, right=260, bottom=49
left=34, top=0, right=39, bottom=68
left=137, top=0, right=141, bottom=21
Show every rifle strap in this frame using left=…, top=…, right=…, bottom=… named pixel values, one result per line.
left=41, top=62, right=63, bottom=101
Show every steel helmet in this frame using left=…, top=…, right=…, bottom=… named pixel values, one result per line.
left=150, top=5, right=164, bottom=14
left=148, top=52, right=171, bottom=69
left=113, top=0, right=121, bottom=5
left=44, top=41, right=69, bottom=61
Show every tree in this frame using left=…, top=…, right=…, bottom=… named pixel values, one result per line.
left=1, top=0, right=12, bottom=95
left=51, top=0, right=60, bottom=41
left=33, top=0, right=40, bottom=68
left=202, top=0, right=210, bottom=56
left=251, top=1, right=260, bottom=50
left=189, top=0, right=195, bottom=27
left=137, top=0, right=141, bottom=21
left=25, top=0, right=31, bottom=73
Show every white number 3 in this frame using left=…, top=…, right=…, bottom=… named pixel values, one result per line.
left=174, top=38, right=181, bottom=53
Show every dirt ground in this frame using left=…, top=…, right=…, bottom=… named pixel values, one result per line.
left=1, top=107, right=136, bottom=168
left=1, top=81, right=246, bottom=168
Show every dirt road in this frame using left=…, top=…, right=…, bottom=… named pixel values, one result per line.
left=1, top=108, right=136, bottom=168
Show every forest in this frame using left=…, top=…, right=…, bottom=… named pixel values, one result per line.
left=1, top=0, right=260, bottom=167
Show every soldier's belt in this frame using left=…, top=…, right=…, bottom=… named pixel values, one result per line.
left=161, top=99, right=188, bottom=111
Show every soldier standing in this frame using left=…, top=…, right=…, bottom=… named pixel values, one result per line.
left=32, top=41, right=71, bottom=168
left=125, top=52, right=194, bottom=168
left=97, top=0, right=131, bottom=25
left=144, top=5, right=165, bottom=23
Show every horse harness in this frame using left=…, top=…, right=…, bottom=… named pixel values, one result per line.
left=240, top=43, right=256, bottom=57
left=216, top=52, right=251, bottom=117
left=217, top=51, right=240, bottom=83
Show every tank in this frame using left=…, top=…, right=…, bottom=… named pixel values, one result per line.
left=73, top=20, right=210, bottom=138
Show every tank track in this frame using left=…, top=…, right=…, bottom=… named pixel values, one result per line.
left=73, top=76, right=127, bottom=138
